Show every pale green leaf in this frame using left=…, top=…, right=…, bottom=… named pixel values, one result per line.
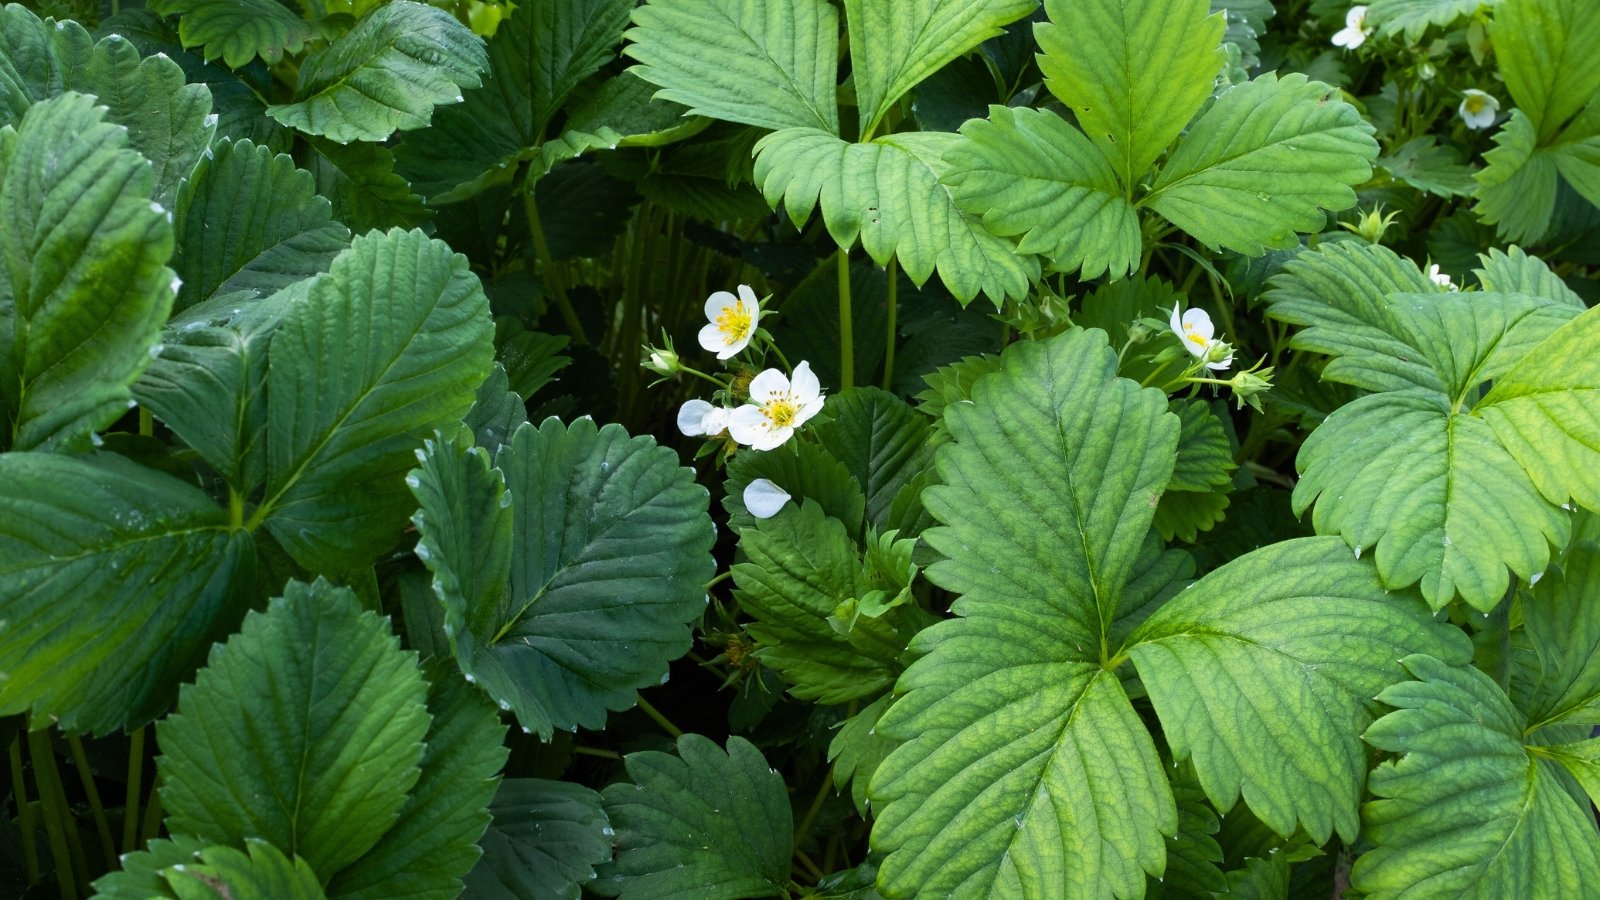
left=1473, top=110, right=1560, bottom=244
left=267, top=1, right=486, bottom=143
left=1523, top=541, right=1600, bottom=731
left=1144, top=73, right=1378, bottom=256
left=1352, top=654, right=1600, bottom=897
left=0, top=93, right=173, bottom=452
left=624, top=0, right=840, bottom=133
left=0, top=7, right=214, bottom=205
left=829, top=693, right=896, bottom=818
left=1167, top=400, right=1234, bottom=493
left=411, top=418, right=715, bottom=738
left=326, top=665, right=509, bottom=900
left=1491, top=0, right=1600, bottom=142
left=843, top=0, right=1033, bottom=136
left=171, top=138, right=348, bottom=311
left=871, top=328, right=1179, bottom=898
left=1212, top=0, right=1275, bottom=70
left=1377, top=135, right=1479, bottom=198
left=943, top=105, right=1141, bottom=279
left=0, top=452, right=253, bottom=734
left=157, top=579, right=431, bottom=877
left=464, top=779, right=612, bottom=900
left=755, top=127, right=1038, bottom=305
left=598, top=735, right=792, bottom=899
left=1127, top=537, right=1472, bottom=844
left=1476, top=245, right=1585, bottom=307
left=259, top=228, right=494, bottom=573
left=147, top=0, right=317, bottom=67
left=1369, top=0, right=1493, bottom=42
left=810, top=387, right=933, bottom=529
left=1036, top=0, right=1225, bottom=186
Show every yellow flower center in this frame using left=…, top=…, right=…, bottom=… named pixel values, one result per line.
left=762, top=398, right=798, bottom=428
left=1185, top=329, right=1209, bottom=347
left=1464, top=94, right=1488, bottom=115
left=716, top=301, right=752, bottom=346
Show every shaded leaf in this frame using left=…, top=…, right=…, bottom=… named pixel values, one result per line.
left=464, top=779, right=612, bottom=900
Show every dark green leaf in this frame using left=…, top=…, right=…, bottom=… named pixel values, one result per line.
left=463, top=779, right=612, bottom=900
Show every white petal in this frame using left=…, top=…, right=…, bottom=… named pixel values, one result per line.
left=1204, top=355, right=1234, bottom=372
left=790, top=360, right=821, bottom=403
left=1169, top=302, right=1184, bottom=337
left=747, top=367, right=789, bottom=403
left=716, top=331, right=751, bottom=360
left=737, top=284, right=760, bottom=313
left=793, top=395, right=826, bottom=429
left=698, top=322, right=726, bottom=354
left=677, top=399, right=713, bottom=436
left=1332, top=27, right=1365, bottom=49
left=751, top=425, right=793, bottom=451
left=727, top=405, right=768, bottom=446
left=701, top=406, right=730, bottom=435
left=704, top=290, right=738, bottom=322
left=1345, top=5, right=1368, bottom=28
left=1181, top=308, right=1215, bottom=342
left=743, top=478, right=791, bottom=519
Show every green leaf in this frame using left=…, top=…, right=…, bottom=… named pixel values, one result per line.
left=1476, top=245, right=1585, bottom=308
left=410, top=418, right=715, bottom=738
left=463, top=779, right=612, bottom=900
left=1368, top=0, right=1492, bottom=42
left=165, top=841, right=327, bottom=900
left=1036, top=0, right=1225, bottom=187
left=1167, top=400, right=1234, bottom=493
left=1523, top=541, right=1600, bottom=731
left=0, top=452, right=253, bottom=734
left=258, top=228, right=494, bottom=573
left=0, top=7, right=214, bottom=205
left=0, top=93, right=173, bottom=452
left=723, top=437, right=867, bottom=537
left=943, top=105, right=1142, bottom=280
left=146, top=0, right=317, bottom=67
left=1144, top=73, right=1378, bottom=255
left=266, top=1, right=486, bottom=143
left=157, top=579, right=431, bottom=877
left=1479, top=304, right=1600, bottom=512
left=597, top=735, right=792, bottom=899
left=1473, top=110, right=1561, bottom=244
left=811, top=387, right=933, bottom=529
left=1126, top=537, right=1472, bottom=844
left=171, top=138, right=348, bottom=311
left=463, top=364, right=529, bottom=452
left=1491, top=0, right=1600, bottom=142
left=1352, top=654, right=1600, bottom=897
left=93, top=835, right=211, bottom=899
left=308, top=137, right=432, bottom=232
left=1377, top=135, right=1479, bottom=198
left=624, top=0, right=839, bottom=133
left=871, top=328, right=1180, bottom=898
left=326, top=665, right=508, bottom=900
left=755, top=128, right=1038, bottom=305
left=1148, top=762, right=1227, bottom=899
left=829, top=693, right=896, bottom=818
left=843, top=0, right=1033, bottom=136
left=393, top=0, right=641, bottom=203
left=732, top=501, right=903, bottom=703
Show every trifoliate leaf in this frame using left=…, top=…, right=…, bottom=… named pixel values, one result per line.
left=625, top=0, right=840, bottom=134
left=326, top=665, right=508, bottom=900
left=829, top=694, right=896, bottom=818
left=146, top=0, right=317, bottom=67
left=410, top=418, right=715, bottom=738
left=1127, top=538, right=1472, bottom=844
left=598, top=735, right=792, bottom=899
left=1523, top=541, right=1600, bottom=732
left=1368, top=0, right=1491, bottom=42
left=464, top=779, right=612, bottom=900
left=171, top=138, right=348, bottom=311
left=1377, top=135, right=1479, bottom=197
left=732, top=501, right=904, bottom=703
left=1352, top=653, right=1600, bottom=897
left=0, top=93, right=173, bottom=452
left=1144, top=73, right=1378, bottom=256
left=259, top=228, right=494, bottom=573
left=755, top=127, right=1038, bottom=305
left=0, top=452, right=254, bottom=734
left=0, top=6, right=213, bottom=205
left=810, top=387, right=933, bottom=529
left=943, top=104, right=1141, bottom=280
left=157, top=579, right=431, bottom=877
left=1036, top=0, right=1225, bottom=188
left=842, top=0, right=1033, bottom=136
left=267, top=2, right=486, bottom=144
left=871, top=328, right=1180, bottom=899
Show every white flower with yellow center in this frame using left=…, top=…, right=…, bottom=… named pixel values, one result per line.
left=1171, top=303, right=1234, bottom=372
left=677, top=399, right=730, bottom=437
left=1332, top=5, right=1370, bottom=49
left=1459, top=89, right=1500, bottom=130
left=728, top=361, right=825, bottom=451
left=697, top=285, right=761, bottom=360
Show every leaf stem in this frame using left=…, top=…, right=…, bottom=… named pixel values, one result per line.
left=28, top=728, right=82, bottom=899
left=122, top=727, right=143, bottom=854
left=792, top=766, right=834, bottom=858
left=523, top=189, right=589, bottom=346
left=571, top=745, right=623, bottom=761
left=10, top=735, right=39, bottom=884
left=837, top=248, right=854, bottom=390
left=139, top=788, right=162, bottom=846
left=64, top=735, right=114, bottom=869
left=882, top=257, right=898, bottom=391
left=634, top=694, right=684, bottom=738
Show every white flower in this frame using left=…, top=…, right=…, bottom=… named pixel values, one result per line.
left=728, top=361, right=825, bottom=451
left=697, top=284, right=761, bottom=360
left=1426, top=264, right=1458, bottom=290
left=1170, top=303, right=1234, bottom=372
left=677, top=399, right=730, bottom=437
left=1332, top=5, right=1370, bottom=49
left=1458, top=89, right=1500, bottom=130
left=744, top=479, right=792, bottom=519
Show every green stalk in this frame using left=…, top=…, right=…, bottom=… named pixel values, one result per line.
left=882, top=257, right=898, bottom=391
left=139, top=789, right=162, bottom=846
left=634, top=695, right=684, bottom=738
left=836, top=248, right=854, bottom=390
left=64, top=736, right=114, bottom=869
left=28, top=728, right=81, bottom=898
left=10, top=735, right=39, bottom=884
left=121, top=728, right=143, bottom=854
left=523, top=189, right=589, bottom=346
